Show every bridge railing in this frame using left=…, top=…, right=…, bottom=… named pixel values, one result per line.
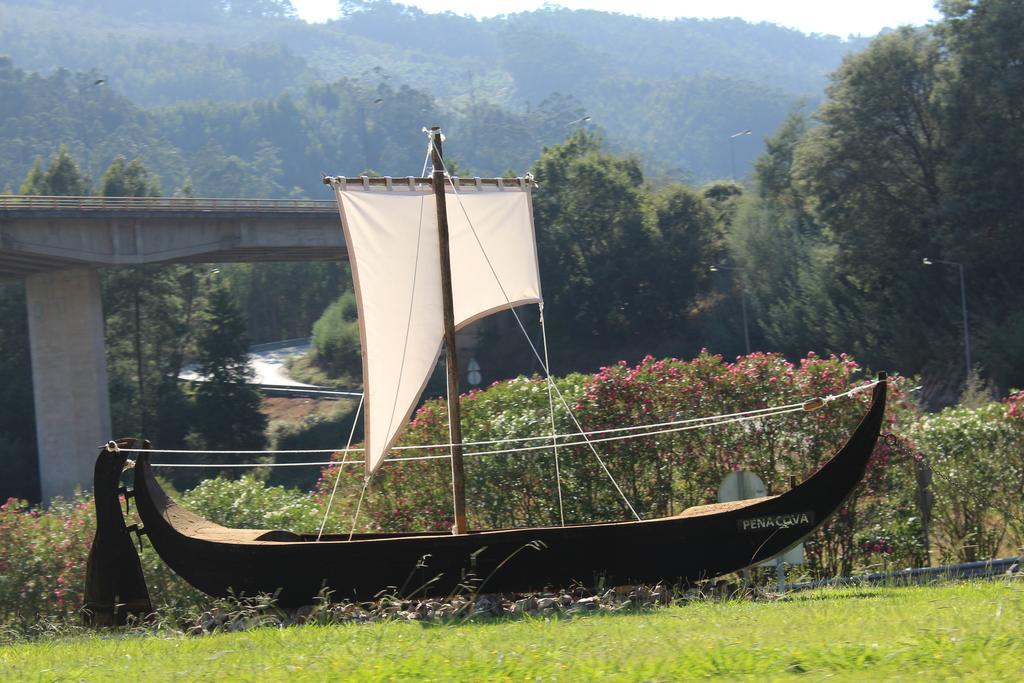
left=0, top=195, right=337, bottom=212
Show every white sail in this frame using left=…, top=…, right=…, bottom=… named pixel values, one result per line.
left=447, top=187, right=541, bottom=328
left=332, top=180, right=541, bottom=475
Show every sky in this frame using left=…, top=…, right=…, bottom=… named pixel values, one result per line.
left=290, top=0, right=943, bottom=38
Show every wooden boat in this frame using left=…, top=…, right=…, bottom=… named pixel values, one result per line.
left=83, top=129, right=888, bottom=624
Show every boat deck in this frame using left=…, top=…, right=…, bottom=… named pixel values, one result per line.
left=164, top=493, right=777, bottom=544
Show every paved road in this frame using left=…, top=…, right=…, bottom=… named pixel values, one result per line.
left=248, top=339, right=315, bottom=387
left=180, top=338, right=361, bottom=397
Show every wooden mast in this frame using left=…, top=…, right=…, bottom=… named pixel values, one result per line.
left=430, top=126, right=468, bottom=535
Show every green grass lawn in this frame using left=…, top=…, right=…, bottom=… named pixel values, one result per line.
left=2, top=581, right=1021, bottom=681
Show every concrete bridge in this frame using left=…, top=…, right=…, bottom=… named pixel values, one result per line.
left=1, top=195, right=344, bottom=501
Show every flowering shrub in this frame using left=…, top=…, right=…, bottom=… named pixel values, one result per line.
left=565, top=351, right=918, bottom=576
left=0, top=496, right=93, bottom=628
left=0, top=478, right=315, bottom=634
left=1007, top=389, right=1024, bottom=422
left=316, top=351, right=919, bottom=576
left=910, top=399, right=1024, bottom=562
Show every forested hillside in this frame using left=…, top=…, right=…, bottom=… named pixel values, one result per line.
left=0, top=0, right=867, bottom=184
left=0, top=56, right=583, bottom=196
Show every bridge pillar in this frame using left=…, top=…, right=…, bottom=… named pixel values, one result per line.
left=25, top=268, right=111, bottom=502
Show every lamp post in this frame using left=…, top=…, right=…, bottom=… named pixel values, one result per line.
left=922, top=257, right=971, bottom=380
left=710, top=264, right=750, bottom=355
left=729, top=129, right=752, bottom=180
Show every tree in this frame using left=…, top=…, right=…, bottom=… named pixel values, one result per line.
left=529, top=132, right=654, bottom=366
left=99, top=156, right=159, bottom=197
left=754, top=109, right=810, bottom=208
left=727, top=112, right=831, bottom=358
left=188, top=285, right=267, bottom=469
left=97, top=156, right=194, bottom=442
left=646, top=183, right=717, bottom=333
left=797, top=28, right=947, bottom=258
left=188, top=143, right=254, bottom=197
left=733, top=5, right=1024, bottom=394
left=247, top=141, right=285, bottom=198
left=215, top=262, right=346, bottom=342
left=783, top=28, right=951, bottom=380
left=938, top=0, right=1024, bottom=390
left=19, top=146, right=89, bottom=195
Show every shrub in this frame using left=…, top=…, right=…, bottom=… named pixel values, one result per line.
left=1006, top=390, right=1024, bottom=543
left=0, top=496, right=93, bottom=629
left=180, top=475, right=321, bottom=532
left=314, top=351, right=920, bottom=576
left=0, top=477, right=325, bottom=635
left=311, top=292, right=362, bottom=380
left=563, top=351, right=919, bottom=576
left=910, top=400, right=1024, bottom=562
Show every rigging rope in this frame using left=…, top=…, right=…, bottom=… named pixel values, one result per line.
left=316, top=393, right=363, bottom=541
left=444, top=354, right=460, bottom=531
left=348, top=475, right=372, bottom=542
left=146, top=147, right=888, bottom=520
left=430, top=145, right=630, bottom=521
left=133, top=140, right=888, bottom=517
left=121, top=153, right=893, bottom=528
left=145, top=378, right=881, bottom=471
left=122, top=379, right=879, bottom=459
left=420, top=135, right=432, bottom=178
left=144, top=397, right=819, bottom=469
left=540, top=302, right=566, bottom=527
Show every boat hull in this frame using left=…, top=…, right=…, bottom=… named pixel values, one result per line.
left=115, top=378, right=885, bottom=606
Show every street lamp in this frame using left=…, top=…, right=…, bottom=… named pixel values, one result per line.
left=729, top=129, right=752, bottom=180
left=709, top=264, right=751, bottom=355
left=922, top=257, right=971, bottom=380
